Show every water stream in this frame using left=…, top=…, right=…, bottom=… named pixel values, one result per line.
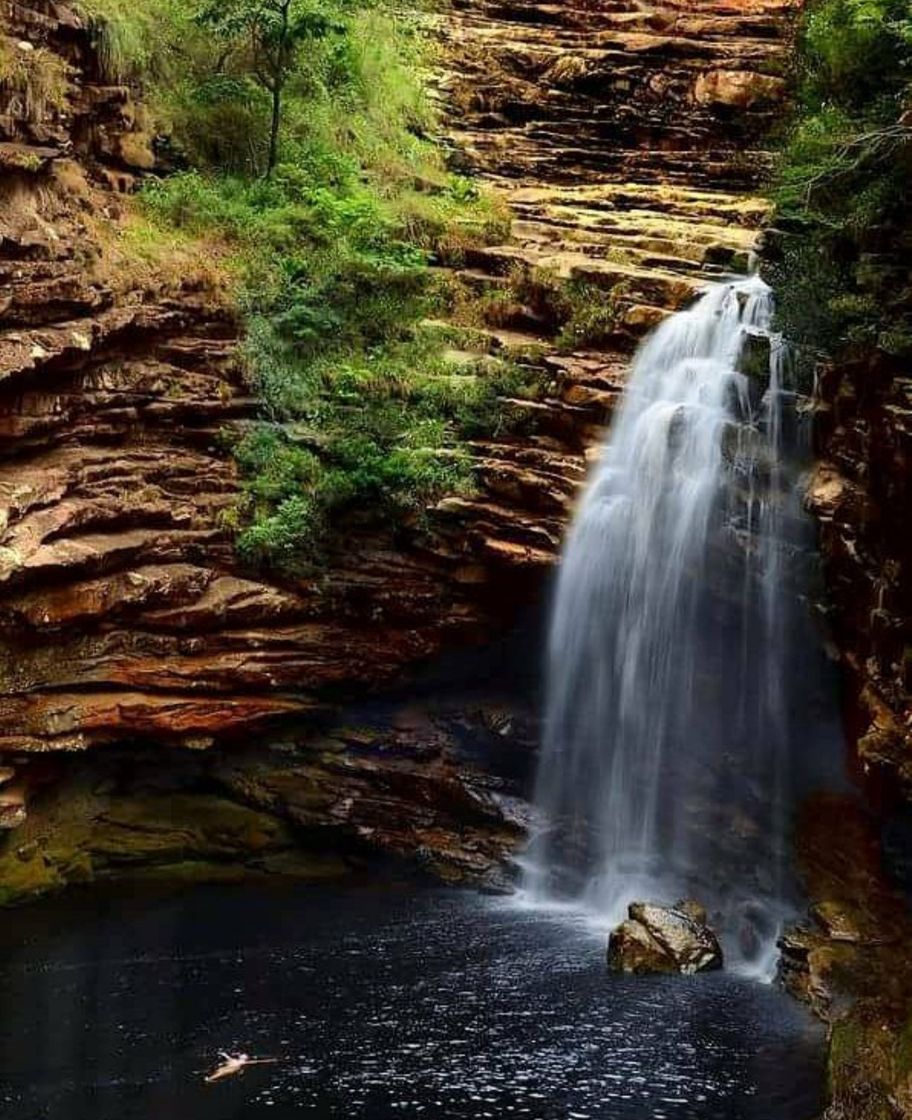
left=524, top=277, right=838, bottom=973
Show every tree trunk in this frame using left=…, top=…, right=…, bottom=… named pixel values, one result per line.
left=265, top=0, right=291, bottom=178
left=267, top=79, right=282, bottom=177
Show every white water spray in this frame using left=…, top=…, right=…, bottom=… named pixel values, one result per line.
left=525, top=276, right=812, bottom=974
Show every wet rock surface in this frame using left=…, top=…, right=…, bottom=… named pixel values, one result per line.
left=607, top=899, right=724, bottom=975
left=0, top=691, right=539, bottom=905
left=779, top=794, right=912, bottom=1119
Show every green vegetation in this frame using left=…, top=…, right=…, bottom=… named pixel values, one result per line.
left=195, top=0, right=343, bottom=177
left=554, top=278, right=629, bottom=351
left=0, top=34, right=71, bottom=122
left=76, top=0, right=536, bottom=571
left=770, top=0, right=912, bottom=381
left=75, top=0, right=189, bottom=82
left=440, top=263, right=626, bottom=353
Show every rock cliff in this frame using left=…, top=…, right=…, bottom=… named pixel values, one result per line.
left=807, top=351, right=912, bottom=792
left=0, top=0, right=795, bottom=890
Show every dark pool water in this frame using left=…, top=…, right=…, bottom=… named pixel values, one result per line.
left=0, top=884, right=824, bottom=1120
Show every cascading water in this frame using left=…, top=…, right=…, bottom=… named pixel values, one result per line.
left=524, top=276, right=830, bottom=974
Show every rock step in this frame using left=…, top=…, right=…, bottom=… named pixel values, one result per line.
left=462, top=244, right=705, bottom=306
left=449, top=115, right=780, bottom=156
left=444, top=7, right=791, bottom=48
left=507, top=219, right=749, bottom=273
left=505, top=181, right=770, bottom=223
left=419, top=319, right=552, bottom=356
left=452, top=137, right=772, bottom=188
left=509, top=208, right=758, bottom=256
left=447, top=0, right=792, bottom=39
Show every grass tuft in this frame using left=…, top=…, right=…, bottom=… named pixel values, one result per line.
left=0, top=34, right=72, bottom=123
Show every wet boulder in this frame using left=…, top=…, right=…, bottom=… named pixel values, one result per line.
left=607, top=900, right=724, bottom=975
left=738, top=328, right=772, bottom=386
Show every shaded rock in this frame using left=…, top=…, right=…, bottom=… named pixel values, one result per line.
left=607, top=900, right=723, bottom=975
left=0, top=780, right=26, bottom=829
left=806, top=344, right=912, bottom=793
left=0, top=693, right=532, bottom=904
left=811, top=900, right=867, bottom=945
left=739, top=328, right=771, bottom=385
left=781, top=794, right=912, bottom=1117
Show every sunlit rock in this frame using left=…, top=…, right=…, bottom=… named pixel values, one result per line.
left=693, top=70, right=787, bottom=110
left=607, top=900, right=724, bottom=975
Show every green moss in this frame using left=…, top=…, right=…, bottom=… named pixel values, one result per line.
left=254, top=849, right=354, bottom=879
left=827, top=1013, right=908, bottom=1120
left=90, top=794, right=295, bottom=863
left=828, top=1018, right=863, bottom=1093
left=0, top=851, right=66, bottom=907
left=896, top=1012, right=912, bottom=1078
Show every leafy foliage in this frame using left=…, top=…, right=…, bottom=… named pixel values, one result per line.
left=770, top=0, right=912, bottom=378
left=196, top=0, right=343, bottom=174
left=83, top=0, right=522, bottom=571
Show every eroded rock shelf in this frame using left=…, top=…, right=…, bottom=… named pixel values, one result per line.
left=0, top=0, right=795, bottom=889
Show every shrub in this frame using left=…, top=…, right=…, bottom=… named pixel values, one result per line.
left=769, top=0, right=912, bottom=381
left=83, top=0, right=532, bottom=571
left=555, top=279, right=629, bottom=351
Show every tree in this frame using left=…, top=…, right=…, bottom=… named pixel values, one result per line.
left=197, top=0, right=339, bottom=176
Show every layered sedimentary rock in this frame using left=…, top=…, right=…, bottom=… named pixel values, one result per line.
left=428, top=0, right=795, bottom=559
left=0, top=0, right=794, bottom=888
left=0, top=2, right=500, bottom=760
left=0, top=695, right=535, bottom=902
left=807, top=356, right=912, bottom=790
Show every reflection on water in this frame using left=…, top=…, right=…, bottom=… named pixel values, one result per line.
left=0, top=884, right=824, bottom=1120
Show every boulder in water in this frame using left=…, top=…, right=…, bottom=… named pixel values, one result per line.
left=607, top=900, right=723, bottom=975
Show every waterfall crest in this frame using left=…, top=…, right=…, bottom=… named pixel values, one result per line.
left=525, top=276, right=818, bottom=972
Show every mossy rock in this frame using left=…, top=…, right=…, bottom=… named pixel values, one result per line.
left=0, top=849, right=66, bottom=907
left=0, top=781, right=329, bottom=905
left=88, top=794, right=296, bottom=866
left=739, top=329, right=771, bottom=386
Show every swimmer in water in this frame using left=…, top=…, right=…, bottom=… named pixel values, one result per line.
left=204, top=1052, right=278, bottom=1083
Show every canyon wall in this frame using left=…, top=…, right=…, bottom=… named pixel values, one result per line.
left=808, top=343, right=912, bottom=793
left=0, top=0, right=798, bottom=891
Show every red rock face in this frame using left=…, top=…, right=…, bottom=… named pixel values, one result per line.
left=0, top=5, right=517, bottom=758
left=0, top=0, right=796, bottom=760
left=807, top=355, right=912, bottom=790
left=0, top=1, right=796, bottom=878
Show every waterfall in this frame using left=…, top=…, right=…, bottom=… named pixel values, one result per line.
left=525, top=276, right=819, bottom=973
